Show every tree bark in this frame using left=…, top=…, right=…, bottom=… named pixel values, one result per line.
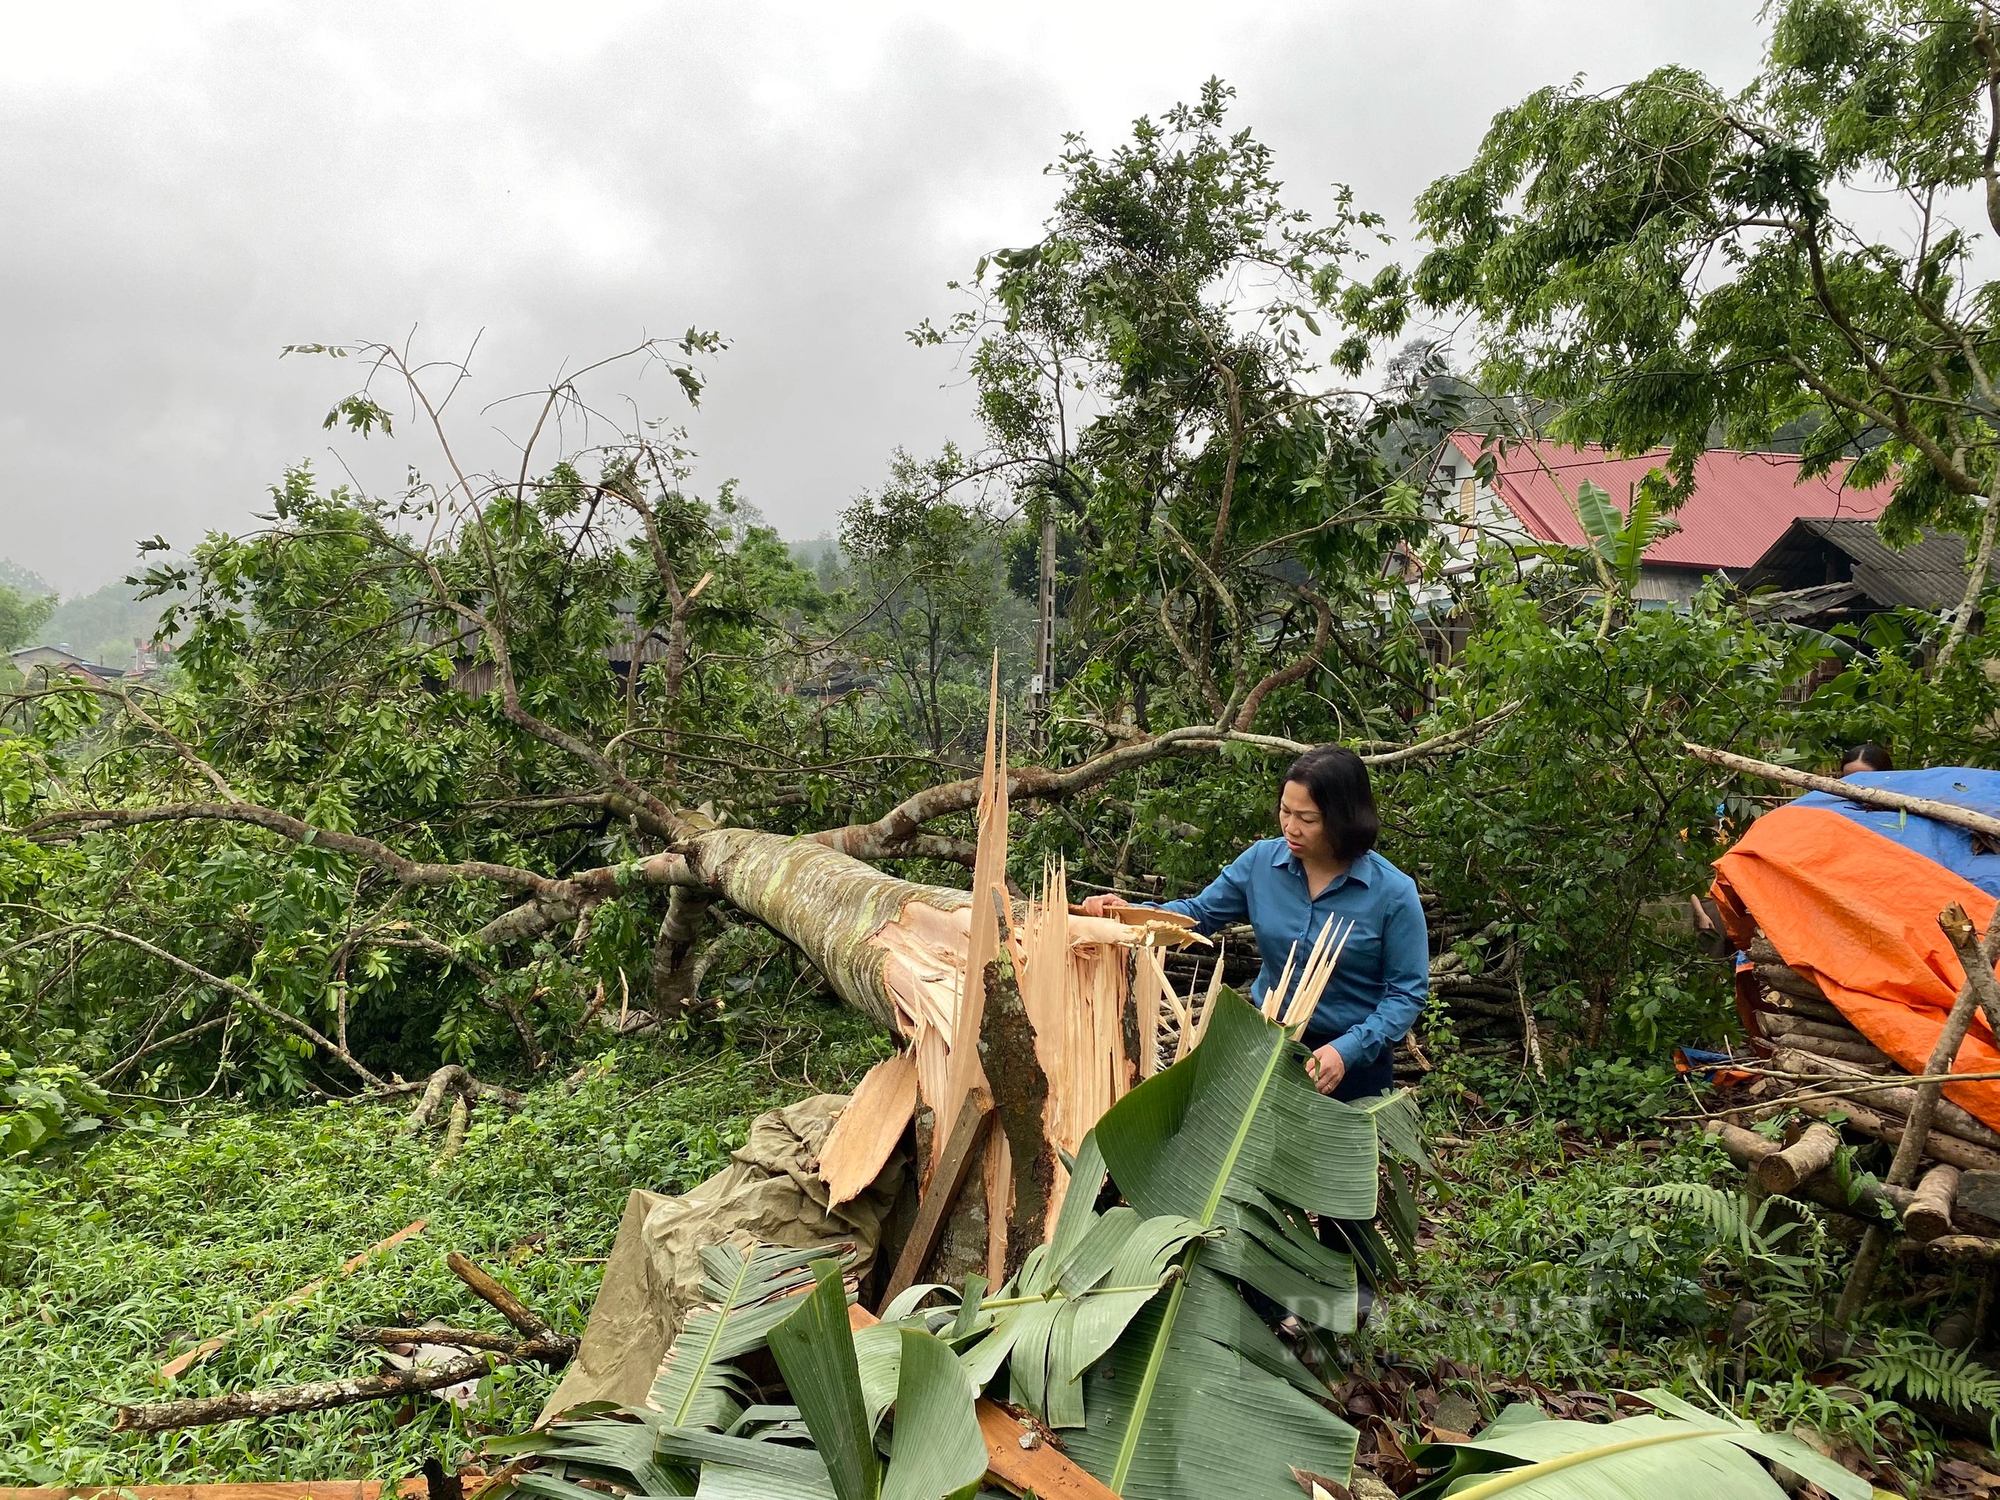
left=113, top=1349, right=522, bottom=1432
left=648, top=886, right=712, bottom=1017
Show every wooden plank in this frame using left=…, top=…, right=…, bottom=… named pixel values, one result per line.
left=880, top=1087, right=993, bottom=1310
left=159, top=1220, right=427, bottom=1382
left=977, top=1400, right=1120, bottom=1500
left=818, top=1050, right=920, bottom=1208
left=846, top=1302, right=1114, bottom=1500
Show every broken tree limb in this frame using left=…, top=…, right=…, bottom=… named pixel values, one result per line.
left=1684, top=743, right=2000, bottom=842
left=1757, top=1122, right=1842, bottom=1194
left=348, top=1326, right=527, bottom=1356
left=444, top=1253, right=574, bottom=1360
left=114, top=1349, right=521, bottom=1433
left=882, top=1087, right=994, bottom=1310
left=158, top=1220, right=428, bottom=1383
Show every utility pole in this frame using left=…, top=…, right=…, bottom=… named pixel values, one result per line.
left=1031, top=509, right=1057, bottom=752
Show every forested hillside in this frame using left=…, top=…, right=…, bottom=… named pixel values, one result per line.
left=10, top=7, right=2000, bottom=1495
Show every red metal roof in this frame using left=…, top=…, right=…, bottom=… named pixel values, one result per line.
left=1443, top=433, right=1887, bottom=571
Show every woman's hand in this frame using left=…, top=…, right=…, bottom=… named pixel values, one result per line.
left=1305, top=1043, right=1345, bottom=1096
left=1077, top=893, right=1123, bottom=918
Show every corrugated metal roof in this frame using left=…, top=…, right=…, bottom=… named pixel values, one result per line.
left=1794, top=518, right=1990, bottom=610
left=1443, top=433, right=1886, bottom=571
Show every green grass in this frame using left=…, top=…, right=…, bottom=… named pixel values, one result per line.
left=0, top=999, right=889, bottom=1486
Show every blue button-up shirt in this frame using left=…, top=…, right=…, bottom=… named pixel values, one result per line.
left=1153, top=839, right=1429, bottom=1068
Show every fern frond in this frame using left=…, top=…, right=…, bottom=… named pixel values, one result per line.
left=1856, top=1335, right=2000, bottom=1413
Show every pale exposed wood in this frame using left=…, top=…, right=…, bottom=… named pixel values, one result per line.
left=935, top=669, right=1006, bottom=1177
left=882, top=1087, right=994, bottom=1308
left=984, top=1120, right=1013, bottom=1285
left=1908, top=1164, right=1962, bottom=1243
left=818, top=1050, right=920, bottom=1208
left=1134, top=943, right=1166, bottom=1081
left=1756, top=1122, right=1842, bottom=1194
left=158, top=1220, right=428, bottom=1382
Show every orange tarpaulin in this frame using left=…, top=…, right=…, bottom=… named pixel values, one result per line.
left=1712, top=804, right=2000, bottom=1133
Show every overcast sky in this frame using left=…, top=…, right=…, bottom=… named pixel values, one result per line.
left=1, top=1, right=1770, bottom=596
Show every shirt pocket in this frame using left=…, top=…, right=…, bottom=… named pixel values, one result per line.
left=1325, top=914, right=1382, bottom=981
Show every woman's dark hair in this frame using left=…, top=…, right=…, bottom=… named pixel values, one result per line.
left=1842, top=741, right=1894, bottom=773
left=1284, top=745, right=1380, bottom=862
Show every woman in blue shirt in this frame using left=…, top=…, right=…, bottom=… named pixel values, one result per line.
left=1082, top=745, right=1429, bottom=1101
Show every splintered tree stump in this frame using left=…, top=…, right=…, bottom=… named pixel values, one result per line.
left=1757, top=1123, right=1843, bottom=1195
left=1907, top=1163, right=1962, bottom=1244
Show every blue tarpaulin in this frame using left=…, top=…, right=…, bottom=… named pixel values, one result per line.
left=1793, top=767, right=2000, bottom=897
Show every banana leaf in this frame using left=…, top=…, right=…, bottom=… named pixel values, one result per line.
left=651, top=1242, right=833, bottom=1429
left=1071, top=989, right=1377, bottom=1497
left=1404, top=1388, right=1871, bottom=1500
left=1060, top=1266, right=1358, bottom=1500
left=768, top=1258, right=987, bottom=1500
left=767, top=1261, right=881, bottom=1500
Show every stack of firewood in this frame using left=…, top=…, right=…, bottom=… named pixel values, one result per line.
left=1747, top=933, right=2000, bottom=1177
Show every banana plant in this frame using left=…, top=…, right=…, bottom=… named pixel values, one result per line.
left=1402, top=1388, right=1872, bottom=1500
left=1060, top=987, right=1398, bottom=1499
left=1571, top=475, right=1675, bottom=638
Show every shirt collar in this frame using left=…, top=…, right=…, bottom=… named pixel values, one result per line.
left=1272, top=843, right=1372, bottom=887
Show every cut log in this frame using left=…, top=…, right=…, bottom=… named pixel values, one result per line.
left=1756, top=1123, right=1842, bottom=1194
left=1703, top=1120, right=1910, bottom=1217
left=1771, top=1049, right=2000, bottom=1152
left=817, top=1050, right=920, bottom=1209
left=1755, top=964, right=1837, bottom=1009
left=1758, top=1012, right=1871, bottom=1048
left=1958, top=1170, right=2000, bottom=1224
left=1917, top=1235, right=2000, bottom=1263
left=1907, top=1164, right=1962, bottom=1243
left=1767, top=1028, right=1897, bottom=1069
left=1796, top=1094, right=2000, bottom=1171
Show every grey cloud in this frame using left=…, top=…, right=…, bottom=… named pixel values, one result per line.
left=1, top=2, right=1765, bottom=595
